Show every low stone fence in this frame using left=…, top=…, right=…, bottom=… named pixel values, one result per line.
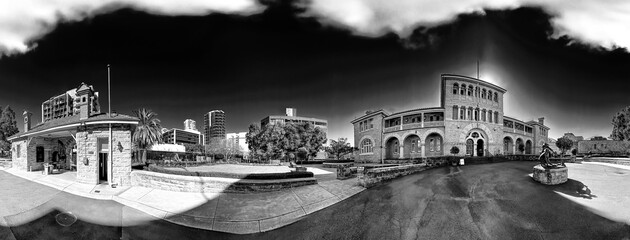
left=130, top=170, right=317, bottom=193
left=0, top=160, right=11, bottom=168
left=582, top=158, right=630, bottom=166
left=323, top=162, right=354, bottom=168
left=357, top=164, right=430, bottom=188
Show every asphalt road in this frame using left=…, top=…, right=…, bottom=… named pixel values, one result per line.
left=1, top=162, right=629, bottom=240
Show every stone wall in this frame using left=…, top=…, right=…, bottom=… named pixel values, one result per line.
left=11, top=139, right=29, bottom=171
left=130, top=170, right=317, bottom=193
left=353, top=113, right=385, bottom=163
left=76, top=124, right=133, bottom=186
left=358, top=164, right=430, bottom=188
left=578, top=140, right=630, bottom=155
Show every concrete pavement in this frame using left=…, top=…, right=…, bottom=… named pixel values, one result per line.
left=1, top=166, right=365, bottom=234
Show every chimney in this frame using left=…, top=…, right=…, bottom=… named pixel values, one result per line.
left=538, top=117, right=545, bottom=125
left=23, top=111, right=33, bottom=132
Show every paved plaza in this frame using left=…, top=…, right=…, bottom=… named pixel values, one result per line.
left=1, top=161, right=629, bottom=239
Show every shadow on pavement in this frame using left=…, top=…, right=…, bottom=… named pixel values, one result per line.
left=550, top=178, right=597, bottom=199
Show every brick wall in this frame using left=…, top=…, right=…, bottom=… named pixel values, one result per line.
left=578, top=140, right=630, bottom=155
left=354, top=113, right=385, bottom=163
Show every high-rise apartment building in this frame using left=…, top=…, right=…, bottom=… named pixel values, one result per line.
left=41, top=82, right=100, bottom=122
left=204, top=110, right=226, bottom=143
left=184, top=119, right=197, bottom=132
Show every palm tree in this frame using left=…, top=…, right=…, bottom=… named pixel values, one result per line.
left=132, top=108, right=163, bottom=164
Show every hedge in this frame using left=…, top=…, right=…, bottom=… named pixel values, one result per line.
left=324, top=159, right=354, bottom=163
left=147, top=165, right=314, bottom=179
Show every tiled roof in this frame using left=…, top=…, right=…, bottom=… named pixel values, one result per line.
left=10, top=113, right=138, bottom=139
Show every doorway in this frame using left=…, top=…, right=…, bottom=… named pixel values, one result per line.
left=99, top=153, right=108, bottom=181
left=476, top=139, right=484, bottom=157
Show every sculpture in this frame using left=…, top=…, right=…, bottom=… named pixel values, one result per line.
left=539, top=143, right=564, bottom=168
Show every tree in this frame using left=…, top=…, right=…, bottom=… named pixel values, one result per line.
left=555, top=137, right=573, bottom=155
left=132, top=108, right=163, bottom=163
left=246, top=122, right=327, bottom=162
left=611, top=106, right=630, bottom=141
left=0, top=106, right=19, bottom=152
left=326, top=138, right=358, bottom=160
left=450, top=146, right=460, bottom=155
left=518, top=143, right=525, bottom=154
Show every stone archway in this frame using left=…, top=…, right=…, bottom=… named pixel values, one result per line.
left=504, top=137, right=514, bottom=154
left=526, top=140, right=533, bottom=154
left=465, top=129, right=487, bottom=157
left=425, top=133, right=443, bottom=157
left=385, top=137, right=400, bottom=159
left=403, top=135, right=420, bottom=159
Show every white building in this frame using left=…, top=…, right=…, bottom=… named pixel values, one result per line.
left=226, top=132, right=249, bottom=155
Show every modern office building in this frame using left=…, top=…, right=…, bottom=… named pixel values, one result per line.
left=226, top=132, right=249, bottom=155
left=351, top=74, right=550, bottom=162
left=261, top=108, right=328, bottom=137
left=163, top=120, right=205, bottom=145
left=41, top=83, right=101, bottom=122
left=204, top=110, right=226, bottom=143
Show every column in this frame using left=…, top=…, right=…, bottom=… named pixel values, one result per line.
left=421, top=144, right=426, bottom=158
left=400, top=116, right=403, bottom=130
left=512, top=144, right=516, bottom=155
left=421, top=113, right=424, bottom=128
left=399, top=145, right=404, bottom=159
left=473, top=143, right=477, bottom=156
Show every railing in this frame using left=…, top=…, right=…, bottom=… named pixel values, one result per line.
left=502, top=126, right=514, bottom=132
left=402, top=123, right=423, bottom=130
left=424, top=121, right=444, bottom=127
left=384, top=126, right=400, bottom=133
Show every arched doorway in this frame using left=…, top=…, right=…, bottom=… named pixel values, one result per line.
left=525, top=140, right=533, bottom=154
left=477, top=139, right=484, bottom=156
left=466, top=139, right=474, bottom=156
left=503, top=137, right=513, bottom=154
left=465, top=130, right=486, bottom=157
left=385, top=137, right=400, bottom=159
left=516, top=138, right=524, bottom=154
left=425, top=133, right=443, bottom=157
left=403, top=135, right=420, bottom=158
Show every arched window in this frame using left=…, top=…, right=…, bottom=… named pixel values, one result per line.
left=482, top=89, right=486, bottom=99
left=475, top=87, right=480, bottom=97
left=468, top=86, right=473, bottom=96
left=460, top=107, right=465, bottom=120
left=430, top=139, right=434, bottom=152
left=361, top=139, right=373, bottom=153
left=481, top=109, right=486, bottom=122
left=488, top=90, right=492, bottom=100
left=474, top=109, right=479, bottom=121
left=453, top=106, right=458, bottom=120
left=494, top=112, right=499, bottom=123
left=411, top=139, right=418, bottom=153
left=467, top=108, right=472, bottom=120
left=460, top=84, right=466, bottom=95
left=453, top=83, right=459, bottom=94
left=494, top=92, right=498, bottom=102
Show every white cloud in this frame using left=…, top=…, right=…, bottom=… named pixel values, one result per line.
left=0, top=0, right=263, bottom=56
left=306, top=0, right=630, bottom=49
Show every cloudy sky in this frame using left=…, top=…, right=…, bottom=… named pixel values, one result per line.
left=0, top=0, right=629, bottom=142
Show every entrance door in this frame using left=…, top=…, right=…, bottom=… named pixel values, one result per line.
left=466, top=139, right=474, bottom=156
left=477, top=139, right=484, bottom=157
left=98, top=153, right=108, bottom=181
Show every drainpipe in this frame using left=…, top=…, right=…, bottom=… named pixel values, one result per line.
left=108, top=64, right=113, bottom=186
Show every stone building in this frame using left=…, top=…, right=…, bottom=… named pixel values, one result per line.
left=577, top=139, right=630, bottom=155
left=8, top=83, right=138, bottom=186
left=351, top=74, right=550, bottom=163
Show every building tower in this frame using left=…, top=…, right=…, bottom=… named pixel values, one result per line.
left=204, top=110, right=226, bottom=144
left=184, top=119, right=197, bottom=132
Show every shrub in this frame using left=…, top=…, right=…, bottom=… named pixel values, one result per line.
left=450, top=146, right=460, bottom=155
left=147, top=165, right=314, bottom=179
left=571, top=148, right=578, bottom=156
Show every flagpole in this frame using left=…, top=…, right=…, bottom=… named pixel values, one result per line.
left=108, top=64, right=113, bottom=186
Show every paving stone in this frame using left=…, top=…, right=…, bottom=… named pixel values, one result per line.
left=302, top=197, right=340, bottom=214
left=291, top=184, right=335, bottom=205
left=164, top=213, right=213, bottom=230
left=215, top=190, right=301, bottom=221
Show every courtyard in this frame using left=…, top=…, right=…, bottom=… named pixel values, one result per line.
left=1, top=161, right=629, bottom=239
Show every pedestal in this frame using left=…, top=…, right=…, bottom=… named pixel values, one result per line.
left=532, top=164, right=568, bottom=185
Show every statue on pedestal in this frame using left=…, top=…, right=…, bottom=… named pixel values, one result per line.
left=539, top=143, right=563, bottom=168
